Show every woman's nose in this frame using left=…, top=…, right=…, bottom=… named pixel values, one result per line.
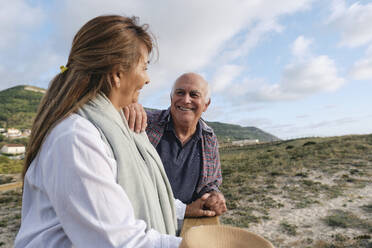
left=145, top=73, right=150, bottom=85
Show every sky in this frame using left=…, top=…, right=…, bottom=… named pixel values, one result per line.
left=1, top=0, right=371, bottom=139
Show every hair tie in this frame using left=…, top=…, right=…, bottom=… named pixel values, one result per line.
left=60, top=65, right=68, bottom=73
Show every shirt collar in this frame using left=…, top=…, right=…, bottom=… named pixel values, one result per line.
left=166, top=116, right=203, bottom=140
left=163, top=107, right=214, bottom=135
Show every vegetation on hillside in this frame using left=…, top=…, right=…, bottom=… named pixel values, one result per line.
left=221, top=134, right=372, bottom=212
left=0, top=86, right=44, bottom=129
left=220, top=134, right=372, bottom=247
left=0, top=156, right=23, bottom=175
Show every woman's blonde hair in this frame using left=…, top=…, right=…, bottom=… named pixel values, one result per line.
left=23, top=15, right=154, bottom=178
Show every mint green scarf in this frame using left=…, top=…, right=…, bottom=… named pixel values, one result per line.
left=77, top=94, right=177, bottom=235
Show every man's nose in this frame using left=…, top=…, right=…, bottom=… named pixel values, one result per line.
left=182, top=94, right=191, bottom=103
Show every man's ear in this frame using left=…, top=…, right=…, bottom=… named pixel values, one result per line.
left=203, top=98, right=211, bottom=112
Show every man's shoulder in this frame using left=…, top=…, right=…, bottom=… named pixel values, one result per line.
left=145, top=108, right=170, bottom=129
left=145, top=108, right=168, bottom=121
left=199, top=119, right=216, bottom=137
left=145, top=108, right=169, bottom=145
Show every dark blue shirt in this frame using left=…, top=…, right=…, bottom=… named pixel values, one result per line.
left=156, top=119, right=203, bottom=204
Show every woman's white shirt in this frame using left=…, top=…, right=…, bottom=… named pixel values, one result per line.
left=15, top=114, right=182, bottom=248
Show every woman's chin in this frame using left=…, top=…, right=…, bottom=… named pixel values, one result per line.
left=132, top=95, right=139, bottom=103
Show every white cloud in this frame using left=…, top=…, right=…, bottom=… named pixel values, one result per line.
left=0, top=47, right=64, bottom=90
left=261, top=55, right=343, bottom=101
left=291, top=36, right=312, bottom=58
left=366, top=45, right=372, bottom=56
left=328, top=1, right=372, bottom=80
left=218, top=48, right=345, bottom=103
left=328, top=0, right=372, bottom=48
left=211, top=65, right=243, bottom=92
left=235, top=117, right=274, bottom=129
left=349, top=45, right=372, bottom=80
left=0, top=0, right=47, bottom=89
left=350, top=57, right=372, bottom=80
left=1, top=0, right=341, bottom=107
left=0, top=0, right=317, bottom=92
left=306, top=117, right=355, bottom=129
left=0, top=0, right=44, bottom=51
left=222, top=19, right=284, bottom=62
left=281, top=56, right=344, bottom=94
left=225, top=77, right=266, bottom=100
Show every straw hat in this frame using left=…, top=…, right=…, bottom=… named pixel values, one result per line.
left=179, top=225, right=275, bottom=248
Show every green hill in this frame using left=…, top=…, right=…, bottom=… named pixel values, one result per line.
left=205, top=121, right=279, bottom=142
left=0, top=85, right=278, bottom=142
left=0, top=86, right=45, bottom=129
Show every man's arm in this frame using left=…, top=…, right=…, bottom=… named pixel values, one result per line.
left=197, top=131, right=223, bottom=194
left=196, top=126, right=226, bottom=215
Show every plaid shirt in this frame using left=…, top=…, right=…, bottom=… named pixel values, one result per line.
left=145, top=108, right=222, bottom=197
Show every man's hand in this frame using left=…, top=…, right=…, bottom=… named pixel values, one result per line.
left=123, top=103, right=147, bottom=133
left=185, top=193, right=216, bottom=217
left=204, top=191, right=227, bottom=216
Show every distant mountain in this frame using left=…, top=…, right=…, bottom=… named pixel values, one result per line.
left=0, top=85, right=44, bottom=129
left=0, top=85, right=278, bottom=142
left=205, top=121, right=279, bottom=142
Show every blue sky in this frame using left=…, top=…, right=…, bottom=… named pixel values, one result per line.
left=1, top=0, right=372, bottom=139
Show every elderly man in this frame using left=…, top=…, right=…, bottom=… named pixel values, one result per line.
left=126, top=73, right=226, bottom=217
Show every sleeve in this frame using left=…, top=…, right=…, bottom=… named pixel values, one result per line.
left=174, top=198, right=186, bottom=220
left=197, top=135, right=222, bottom=197
left=42, top=126, right=181, bottom=248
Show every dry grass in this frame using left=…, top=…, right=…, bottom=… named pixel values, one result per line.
left=220, top=134, right=372, bottom=248
left=0, top=189, right=22, bottom=247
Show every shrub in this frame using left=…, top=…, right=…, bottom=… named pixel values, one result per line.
left=280, top=221, right=297, bottom=236
left=303, top=141, right=316, bottom=146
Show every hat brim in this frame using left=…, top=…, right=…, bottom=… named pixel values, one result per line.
left=180, top=225, right=275, bottom=248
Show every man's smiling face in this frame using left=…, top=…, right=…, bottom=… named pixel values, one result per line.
left=170, top=73, right=210, bottom=128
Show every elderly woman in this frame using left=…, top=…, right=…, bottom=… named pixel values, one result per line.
left=15, top=15, right=181, bottom=248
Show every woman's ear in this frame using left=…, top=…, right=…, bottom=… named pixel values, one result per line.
left=111, top=67, right=121, bottom=88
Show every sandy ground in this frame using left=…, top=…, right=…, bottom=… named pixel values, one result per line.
left=0, top=182, right=22, bottom=192
left=221, top=166, right=372, bottom=248
left=246, top=184, right=371, bottom=247
left=0, top=188, right=21, bottom=248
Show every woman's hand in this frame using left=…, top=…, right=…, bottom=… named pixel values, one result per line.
left=123, top=103, right=147, bottom=133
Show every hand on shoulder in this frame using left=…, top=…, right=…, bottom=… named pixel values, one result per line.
left=123, top=103, right=147, bottom=133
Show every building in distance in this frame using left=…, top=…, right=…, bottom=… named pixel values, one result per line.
left=6, top=128, right=22, bottom=138
left=1, top=144, right=26, bottom=155
left=231, top=139, right=259, bottom=146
